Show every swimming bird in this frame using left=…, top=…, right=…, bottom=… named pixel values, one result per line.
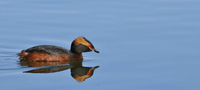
left=18, top=37, right=99, bottom=62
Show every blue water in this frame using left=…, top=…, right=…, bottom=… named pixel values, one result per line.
left=1, top=0, right=200, bottom=90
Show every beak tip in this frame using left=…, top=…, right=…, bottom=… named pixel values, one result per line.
left=94, top=50, right=100, bottom=53
left=88, top=46, right=99, bottom=53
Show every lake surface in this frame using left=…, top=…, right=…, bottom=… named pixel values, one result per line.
left=0, top=0, right=200, bottom=90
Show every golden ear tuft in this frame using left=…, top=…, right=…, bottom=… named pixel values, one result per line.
left=73, top=37, right=91, bottom=46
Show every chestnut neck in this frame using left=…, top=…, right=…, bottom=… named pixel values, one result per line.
left=70, top=53, right=83, bottom=61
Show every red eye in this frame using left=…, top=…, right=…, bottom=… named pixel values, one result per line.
left=88, top=45, right=92, bottom=50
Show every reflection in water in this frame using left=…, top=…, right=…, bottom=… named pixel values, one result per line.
left=20, top=60, right=99, bottom=82
left=71, top=66, right=99, bottom=82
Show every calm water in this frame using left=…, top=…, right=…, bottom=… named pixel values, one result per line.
left=1, top=0, right=200, bottom=90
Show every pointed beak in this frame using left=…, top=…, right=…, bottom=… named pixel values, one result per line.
left=93, top=48, right=100, bottom=53
left=88, top=46, right=100, bottom=53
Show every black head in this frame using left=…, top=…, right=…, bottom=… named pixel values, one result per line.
left=70, top=37, right=99, bottom=54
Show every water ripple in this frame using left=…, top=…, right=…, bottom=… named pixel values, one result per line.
left=40, top=10, right=78, bottom=14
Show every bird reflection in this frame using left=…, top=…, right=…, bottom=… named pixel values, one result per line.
left=71, top=65, right=99, bottom=82
left=20, top=60, right=99, bottom=82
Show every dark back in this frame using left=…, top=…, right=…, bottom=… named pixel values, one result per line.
left=25, top=45, right=72, bottom=56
